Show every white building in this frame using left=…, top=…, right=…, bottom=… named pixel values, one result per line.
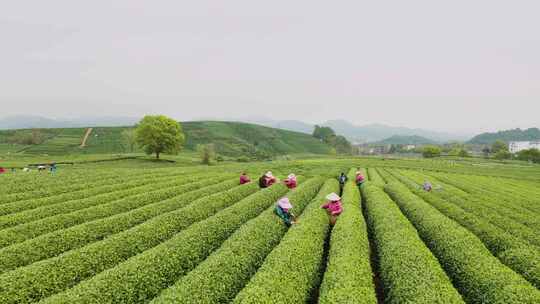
left=508, top=141, right=540, bottom=153
left=405, top=144, right=416, bottom=151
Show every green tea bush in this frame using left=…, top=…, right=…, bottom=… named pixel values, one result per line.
left=0, top=177, right=278, bottom=304
left=41, top=179, right=320, bottom=304
left=319, top=172, right=377, bottom=304
left=0, top=178, right=246, bottom=274
left=384, top=182, right=540, bottom=303
left=362, top=182, right=463, bottom=304
left=0, top=175, right=231, bottom=248
left=151, top=178, right=328, bottom=304
left=231, top=179, right=338, bottom=303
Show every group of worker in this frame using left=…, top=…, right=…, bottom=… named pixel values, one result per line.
left=239, top=171, right=297, bottom=190
left=0, top=163, right=57, bottom=174
left=239, top=171, right=362, bottom=227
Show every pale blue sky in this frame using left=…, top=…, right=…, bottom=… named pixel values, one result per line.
left=1, top=1, right=539, bottom=133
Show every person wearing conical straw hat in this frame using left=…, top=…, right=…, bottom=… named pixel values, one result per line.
left=355, top=170, right=365, bottom=188
left=274, top=197, right=297, bottom=226
left=321, top=192, right=343, bottom=226
left=283, top=173, right=297, bottom=189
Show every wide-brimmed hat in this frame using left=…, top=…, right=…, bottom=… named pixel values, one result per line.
left=265, top=171, right=273, bottom=178
left=356, top=171, right=362, bottom=175
left=278, top=197, right=293, bottom=209
left=287, top=173, right=296, bottom=179
left=326, top=193, right=341, bottom=202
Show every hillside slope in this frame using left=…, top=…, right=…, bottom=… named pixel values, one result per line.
left=375, top=135, right=437, bottom=145
left=468, top=128, right=540, bottom=144
left=0, top=121, right=332, bottom=157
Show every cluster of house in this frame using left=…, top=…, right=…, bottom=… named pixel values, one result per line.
left=508, top=141, right=540, bottom=153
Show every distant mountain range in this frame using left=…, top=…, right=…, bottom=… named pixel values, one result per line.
left=468, top=128, right=540, bottom=145
left=215, top=117, right=470, bottom=143
left=0, top=115, right=140, bottom=130
left=4, top=115, right=520, bottom=145
left=320, top=120, right=471, bottom=143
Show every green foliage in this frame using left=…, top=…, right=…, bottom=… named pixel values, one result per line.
left=40, top=181, right=300, bottom=304
left=197, top=143, right=216, bottom=165
left=384, top=182, right=540, bottom=303
left=386, top=169, right=540, bottom=289
left=492, top=140, right=509, bottom=154
left=458, top=149, right=470, bottom=157
left=319, top=171, right=377, bottom=304
left=422, top=145, right=441, bottom=158
left=0, top=173, right=199, bottom=235
left=135, top=115, right=185, bottom=159
left=313, top=125, right=353, bottom=154
left=0, top=177, right=240, bottom=274
left=469, top=128, right=540, bottom=145
left=313, top=125, right=336, bottom=141
left=494, top=150, right=512, bottom=160
left=184, top=121, right=332, bottom=157
left=151, top=177, right=325, bottom=304
left=516, top=148, right=540, bottom=163
left=448, top=147, right=469, bottom=157
left=362, top=183, right=464, bottom=303
left=231, top=179, right=335, bottom=303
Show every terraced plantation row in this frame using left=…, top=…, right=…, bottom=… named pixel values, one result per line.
left=0, top=163, right=538, bottom=303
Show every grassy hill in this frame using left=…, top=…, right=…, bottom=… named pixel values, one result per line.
left=0, top=121, right=332, bottom=158
left=468, top=128, right=540, bottom=144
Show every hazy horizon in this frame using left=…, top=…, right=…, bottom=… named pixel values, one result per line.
left=2, top=1, right=539, bottom=134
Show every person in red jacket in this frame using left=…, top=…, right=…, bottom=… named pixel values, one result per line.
left=0, top=167, right=6, bottom=174
left=259, top=171, right=277, bottom=188
left=283, top=173, right=297, bottom=189
left=355, top=171, right=365, bottom=188
left=321, top=192, right=343, bottom=226
left=239, top=172, right=250, bottom=185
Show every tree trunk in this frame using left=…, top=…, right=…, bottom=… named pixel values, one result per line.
left=156, top=151, right=160, bottom=159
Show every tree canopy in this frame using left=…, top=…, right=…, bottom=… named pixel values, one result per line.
left=312, top=125, right=353, bottom=154
left=491, top=140, right=508, bottom=154
left=422, top=145, right=441, bottom=158
left=135, top=115, right=185, bottom=159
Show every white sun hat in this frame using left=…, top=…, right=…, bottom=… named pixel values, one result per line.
left=278, top=197, right=293, bottom=209
left=265, top=171, right=273, bottom=178
left=288, top=173, right=296, bottom=179
left=326, top=193, right=341, bottom=201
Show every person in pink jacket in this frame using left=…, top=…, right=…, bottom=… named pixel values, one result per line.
left=239, top=172, right=250, bottom=185
left=283, top=173, right=297, bottom=189
left=321, top=192, right=343, bottom=226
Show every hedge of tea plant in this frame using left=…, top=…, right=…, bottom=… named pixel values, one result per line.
left=0, top=176, right=279, bottom=304
left=362, top=182, right=464, bottom=304
left=41, top=179, right=321, bottom=304
left=384, top=182, right=540, bottom=303
left=318, top=171, right=377, bottom=304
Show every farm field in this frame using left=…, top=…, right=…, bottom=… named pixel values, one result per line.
left=0, top=158, right=539, bottom=303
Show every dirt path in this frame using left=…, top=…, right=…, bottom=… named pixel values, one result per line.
left=80, top=128, right=93, bottom=147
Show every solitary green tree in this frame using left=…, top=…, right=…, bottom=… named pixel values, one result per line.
left=135, top=115, right=185, bottom=159
left=491, top=140, right=508, bottom=154
left=422, top=145, right=442, bottom=158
